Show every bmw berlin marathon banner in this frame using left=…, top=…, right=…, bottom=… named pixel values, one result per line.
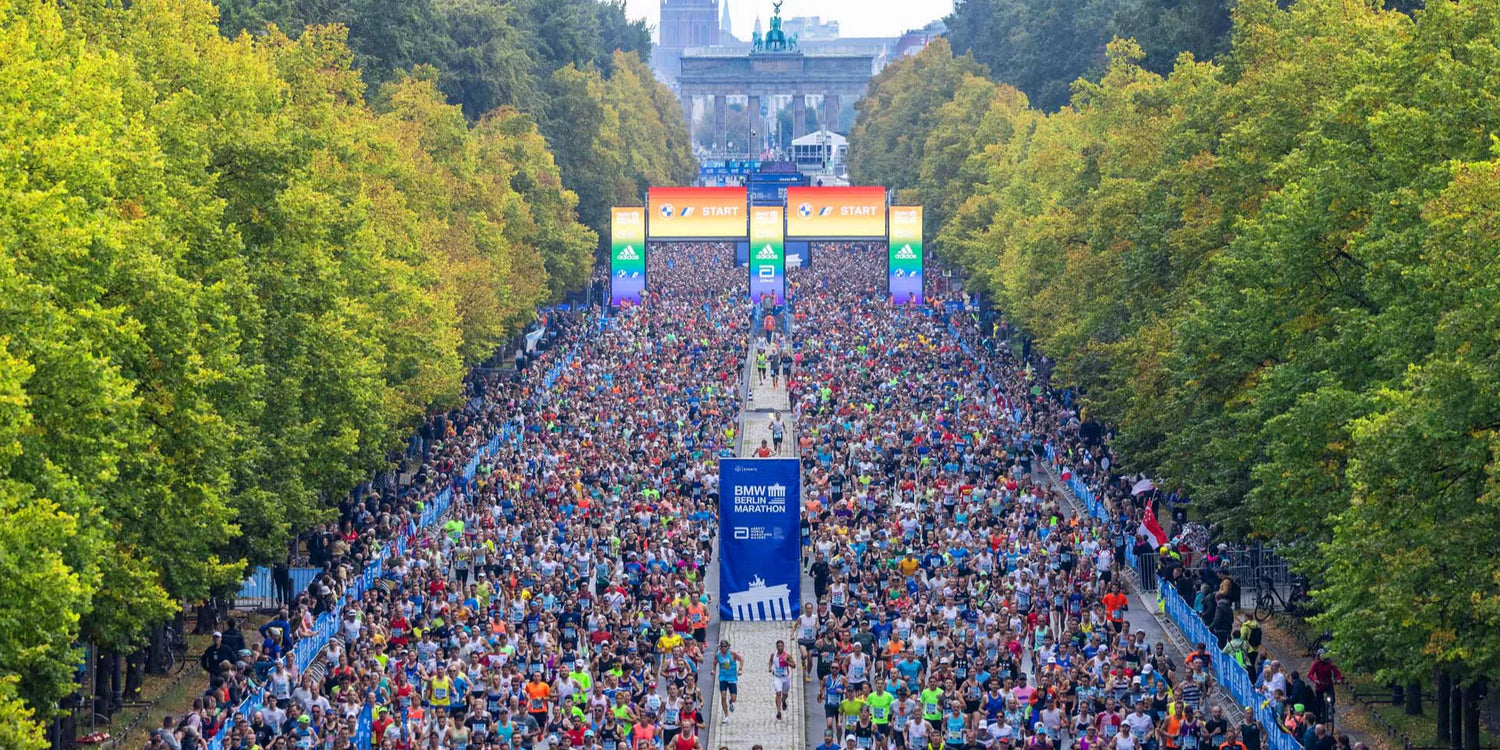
left=610, top=207, right=646, bottom=305
left=719, top=458, right=802, bottom=621
left=748, top=206, right=786, bottom=305
left=888, top=206, right=925, bottom=305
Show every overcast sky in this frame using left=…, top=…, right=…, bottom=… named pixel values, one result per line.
left=625, top=0, right=954, bottom=41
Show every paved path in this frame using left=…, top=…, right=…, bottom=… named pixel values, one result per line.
left=705, top=343, right=806, bottom=750
left=1038, top=461, right=1241, bottom=717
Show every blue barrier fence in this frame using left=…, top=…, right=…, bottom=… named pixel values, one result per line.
left=235, top=567, right=321, bottom=607
left=1043, top=444, right=1298, bottom=750
left=1158, top=580, right=1303, bottom=750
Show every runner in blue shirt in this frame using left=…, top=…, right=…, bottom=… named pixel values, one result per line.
left=715, top=640, right=745, bottom=722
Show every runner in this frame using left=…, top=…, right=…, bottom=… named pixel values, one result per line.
left=716, top=639, right=745, bottom=722
left=796, top=605, right=820, bottom=676
left=769, top=639, right=796, bottom=720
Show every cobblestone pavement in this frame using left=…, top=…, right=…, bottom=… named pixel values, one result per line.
left=705, top=351, right=806, bottom=750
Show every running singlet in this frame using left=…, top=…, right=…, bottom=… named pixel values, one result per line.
left=773, top=655, right=791, bottom=678
left=717, top=652, right=738, bottom=683
left=799, top=617, right=818, bottom=641
left=848, top=654, right=868, bottom=683
left=946, top=715, right=967, bottom=746
left=430, top=676, right=452, bottom=706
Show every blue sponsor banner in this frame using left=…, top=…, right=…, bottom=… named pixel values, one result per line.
left=785, top=240, right=810, bottom=268
left=719, top=458, right=801, bottom=621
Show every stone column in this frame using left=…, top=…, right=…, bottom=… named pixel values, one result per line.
left=713, top=94, right=728, bottom=154
left=746, top=95, right=761, bottom=155
left=792, top=93, right=806, bottom=141
left=823, top=94, right=841, bottom=134
left=680, top=94, right=694, bottom=143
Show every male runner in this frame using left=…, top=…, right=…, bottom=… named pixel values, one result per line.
left=769, top=639, right=796, bottom=720
left=796, top=606, right=820, bottom=678
left=716, top=640, right=745, bottom=722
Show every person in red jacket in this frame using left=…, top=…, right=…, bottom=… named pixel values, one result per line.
left=1307, top=651, right=1344, bottom=720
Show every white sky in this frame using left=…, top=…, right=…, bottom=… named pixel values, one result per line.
left=625, top=0, right=954, bottom=41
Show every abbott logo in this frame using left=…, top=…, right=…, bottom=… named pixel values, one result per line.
left=733, top=527, right=751, bottom=539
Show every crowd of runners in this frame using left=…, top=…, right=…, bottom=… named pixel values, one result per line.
left=781, top=247, right=1272, bottom=750
left=175, top=244, right=748, bottom=750
left=155, top=241, right=1343, bottom=750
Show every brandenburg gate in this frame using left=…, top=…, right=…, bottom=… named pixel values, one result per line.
left=677, top=2, right=875, bottom=154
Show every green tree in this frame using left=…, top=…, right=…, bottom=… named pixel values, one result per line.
left=847, top=39, right=987, bottom=193
left=944, top=0, right=1231, bottom=111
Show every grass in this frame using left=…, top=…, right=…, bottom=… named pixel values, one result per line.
left=96, top=611, right=274, bottom=749
left=1262, top=617, right=1498, bottom=750
left=1344, top=672, right=1499, bottom=750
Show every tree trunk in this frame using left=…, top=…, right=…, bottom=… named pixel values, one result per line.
left=147, top=624, right=167, bottom=675
left=1436, top=669, right=1451, bottom=742
left=1405, top=680, right=1423, bottom=715
left=1450, top=683, right=1463, bottom=750
left=1461, top=681, right=1481, bottom=750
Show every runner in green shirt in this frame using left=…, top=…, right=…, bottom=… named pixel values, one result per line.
left=866, top=685, right=896, bottom=740
left=920, top=682, right=945, bottom=723
left=839, top=684, right=868, bottom=732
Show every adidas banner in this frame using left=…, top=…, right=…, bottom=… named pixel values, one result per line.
left=888, top=206, right=924, bottom=305
left=610, top=207, right=646, bottom=305
left=719, top=458, right=802, bottom=621
left=748, top=206, right=786, bottom=305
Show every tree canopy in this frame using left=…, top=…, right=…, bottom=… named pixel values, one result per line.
left=943, top=0, right=1233, bottom=111
left=855, top=0, right=1500, bottom=686
left=214, top=0, right=690, bottom=237
left=0, top=0, right=688, bottom=733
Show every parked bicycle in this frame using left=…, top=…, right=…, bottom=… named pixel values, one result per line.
left=1254, top=575, right=1316, bottom=620
left=160, top=625, right=189, bottom=675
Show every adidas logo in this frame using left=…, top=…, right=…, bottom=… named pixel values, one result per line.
left=755, top=245, right=779, bottom=260
left=894, top=245, right=917, bottom=260
left=616, top=245, right=640, bottom=261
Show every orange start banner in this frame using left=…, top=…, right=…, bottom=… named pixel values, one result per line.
left=785, top=186, right=887, bottom=239
left=647, top=187, right=748, bottom=239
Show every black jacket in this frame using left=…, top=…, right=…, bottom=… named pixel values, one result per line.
left=200, top=642, right=236, bottom=673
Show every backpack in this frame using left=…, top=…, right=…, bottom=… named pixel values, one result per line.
left=1245, top=622, right=1262, bottom=648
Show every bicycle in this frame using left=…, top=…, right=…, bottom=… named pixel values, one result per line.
left=161, top=625, right=190, bottom=675
left=1253, top=577, right=1295, bottom=620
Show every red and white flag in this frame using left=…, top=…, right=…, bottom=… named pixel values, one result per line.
left=1139, top=498, right=1169, bottom=548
